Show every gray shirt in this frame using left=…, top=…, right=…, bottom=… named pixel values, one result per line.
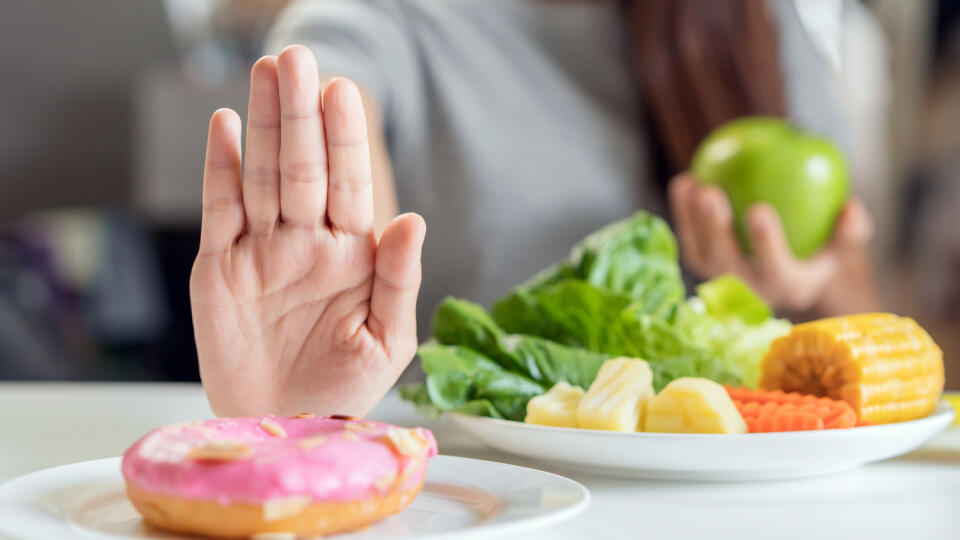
left=267, top=0, right=854, bottom=333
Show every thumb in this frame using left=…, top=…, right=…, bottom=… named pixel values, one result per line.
left=368, top=213, right=426, bottom=361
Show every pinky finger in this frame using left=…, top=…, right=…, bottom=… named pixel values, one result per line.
left=199, top=109, right=245, bottom=257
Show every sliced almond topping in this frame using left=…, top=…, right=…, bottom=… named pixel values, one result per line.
left=344, top=421, right=378, bottom=433
left=298, top=435, right=327, bottom=449
left=294, top=413, right=315, bottom=419
left=373, top=469, right=398, bottom=491
left=262, top=495, right=312, bottom=522
left=259, top=418, right=287, bottom=438
left=188, top=440, right=253, bottom=462
left=331, top=414, right=358, bottom=421
left=250, top=533, right=297, bottom=540
left=401, top=456, right=423, bottom=479
left=383, top=427, right=430, bottom=457
left=341, top=431, right=359, bottom=443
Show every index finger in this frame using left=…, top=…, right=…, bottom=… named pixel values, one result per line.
left=668, top=174, right=705, bottom=271
left=746, top=203, right=794, bottom=279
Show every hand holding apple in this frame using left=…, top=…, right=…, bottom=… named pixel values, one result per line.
left=669, top=174, right=874, bottom=313
left=690, top=117, right=849, bottom=259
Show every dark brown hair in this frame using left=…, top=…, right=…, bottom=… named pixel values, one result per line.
left=627, top=0, right=787, bottom=175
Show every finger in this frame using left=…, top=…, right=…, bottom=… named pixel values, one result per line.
left=199, top=109, right=244, bottom=256
left=243, top=55, right=281, bottom=235
left=668, top=174, right=704, bottom=270
left=748, top=204, right=837, bottom=310
left=690, top=185, right=734, bottom=272
left=699, top=185, right=746, bottom=275
left=829, top=198, right=874, bottom=249
left=746, top=203, right=794, bottom=279
left=323, top=78, right=374, bottom=235
left=368, top=213, right=426, bottom=359
left=277, top=45, right=327, bottom=228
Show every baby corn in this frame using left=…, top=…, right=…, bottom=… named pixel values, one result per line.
left=525, top=381, right=585, bottom=428
left=576, top=357, right=654, bottom=432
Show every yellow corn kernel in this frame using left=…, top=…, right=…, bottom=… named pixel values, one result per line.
left=576, top=357, right=653, bottom=432
left=644, top=377, right=747, bottom=434
left=525, top=381, right=585, bottom=428
left=760, top=313, right=944, bottom=424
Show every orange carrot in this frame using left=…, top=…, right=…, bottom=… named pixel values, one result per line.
left=726, top=386, right=858, bottom=433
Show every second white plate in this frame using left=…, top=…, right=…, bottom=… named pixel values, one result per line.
left=451, top=400, right=955, bottom=481
left=0, top=455, right=589, bottom=540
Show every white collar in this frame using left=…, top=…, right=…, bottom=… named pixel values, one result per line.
left=793, top=0, right=844, bottom=72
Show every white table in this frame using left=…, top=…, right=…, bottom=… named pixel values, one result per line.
left=2, top=383, right=960, bottom=540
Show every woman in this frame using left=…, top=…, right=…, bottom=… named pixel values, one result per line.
left=192, top=0, right=883, bottom=417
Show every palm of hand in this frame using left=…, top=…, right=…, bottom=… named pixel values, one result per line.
left=191, top=46, right=424, bottom=417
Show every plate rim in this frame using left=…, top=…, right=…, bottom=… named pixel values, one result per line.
left=450, top=398, right=955, bottom=440
left=0, top=455, right=590, bottom=540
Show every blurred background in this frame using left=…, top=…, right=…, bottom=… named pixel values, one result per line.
left=0, top=0, right=958, bottom=386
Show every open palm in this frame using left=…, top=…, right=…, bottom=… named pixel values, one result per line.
left=190, top=46, right=425, bottom=417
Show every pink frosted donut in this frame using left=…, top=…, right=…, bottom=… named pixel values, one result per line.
left=121, top=414, right=437, bottom=538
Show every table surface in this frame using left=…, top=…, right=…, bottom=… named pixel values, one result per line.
left=2, top=383, right=959, bottom=540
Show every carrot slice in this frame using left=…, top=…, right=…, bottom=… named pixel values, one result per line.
left=725, top=386, right=858, bottom=433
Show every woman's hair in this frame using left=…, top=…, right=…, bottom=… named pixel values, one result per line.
left=627, top=0, right=786, bottom=176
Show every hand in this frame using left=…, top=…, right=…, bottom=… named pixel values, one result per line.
left=190, top=45, right=425, bottom=417
left=668, top=173, right=874, bottom=314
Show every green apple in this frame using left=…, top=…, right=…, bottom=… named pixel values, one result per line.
left=690, top=116, right=849, bottom=259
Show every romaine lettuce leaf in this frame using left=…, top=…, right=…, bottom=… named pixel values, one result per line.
left=516, top=212, right=685, bottom=318
left=432, top=296, right=609, bottom=389
left=491, top=280, right=632, bottom=352
left=418, top=341, right=545, bottom=420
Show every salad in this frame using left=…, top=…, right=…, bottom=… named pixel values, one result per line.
left=402, top=212, right=944, bottom=433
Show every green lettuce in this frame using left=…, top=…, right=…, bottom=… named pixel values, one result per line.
left=675, top=275, right=792, bottom=387
left=514, top=212, right=685, bottom=318
left=418, top=341, right=545, bottom=420
left=491, top=279, right=740, bottom=390
left=491, top=280, right=632, bottom=352
left=433, top=297, right=609, bottom=390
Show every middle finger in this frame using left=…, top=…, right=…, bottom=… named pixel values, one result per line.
left=693, top=185, right=744, bottom=275
left=277, top=45, right=327, bottom=229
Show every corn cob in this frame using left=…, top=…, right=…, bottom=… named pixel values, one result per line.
left=576, top=357, right=654, bottom=432
left=525, top=381, right=585, bottom=428
left=759, top=313, right=944, bottom=424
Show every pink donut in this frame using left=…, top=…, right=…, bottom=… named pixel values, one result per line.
left=121, top=414, right=437, bottom=538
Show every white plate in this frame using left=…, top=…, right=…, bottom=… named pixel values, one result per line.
left=0, top=455, right=588, bottom=540
left=451, top=400, right=955, bottom=481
